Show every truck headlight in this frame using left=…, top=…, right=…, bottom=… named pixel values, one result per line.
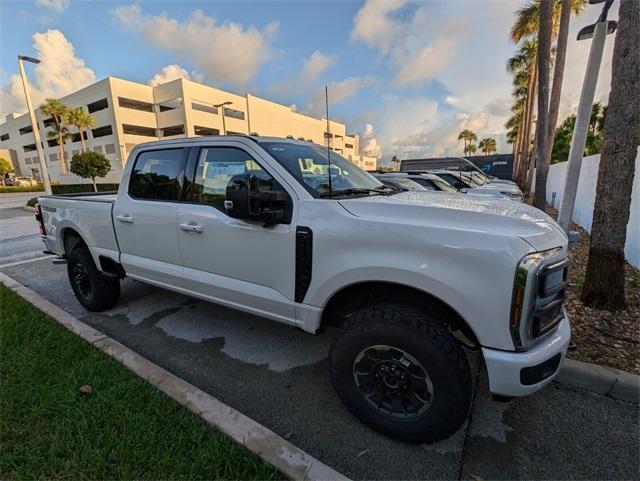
left=510, top=247, right=565, bottom=349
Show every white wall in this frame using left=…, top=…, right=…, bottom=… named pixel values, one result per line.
left=544, top=149, right=640, bottom=267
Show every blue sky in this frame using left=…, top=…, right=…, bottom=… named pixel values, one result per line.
left=0, top=0, right=615, bottom=164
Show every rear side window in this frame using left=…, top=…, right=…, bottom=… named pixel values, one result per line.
left=129, top=148, right=187, bottom=201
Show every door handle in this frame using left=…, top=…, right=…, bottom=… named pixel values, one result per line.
left=180, top=222, right=203, bottom=233
left=116, top=214, right=134, bottom=224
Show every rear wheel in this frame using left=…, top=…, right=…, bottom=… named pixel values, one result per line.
left=329, top=302, right=471, bottom=444
left=67, top=245, right=120, bottom=311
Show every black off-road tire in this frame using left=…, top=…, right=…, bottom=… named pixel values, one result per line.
left=329, top=302, right=472, bottom=444
left=67, top=245, right=120, bottom=311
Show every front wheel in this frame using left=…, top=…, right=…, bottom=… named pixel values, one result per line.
left=67, top=245, right=120, bottom=311
left=329, top=302, right=472, bottom=444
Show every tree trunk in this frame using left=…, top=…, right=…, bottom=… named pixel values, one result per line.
left=58, top=133, right=67, bottom=174
left=545, top=0, right=571, bottom=166
left=518, top=65, right=537, bottom=188
left=80, top=130, right=86, bottom=153
left=92, top=177, right=97, bottom=192
left=582, top=0, right=639, bottom=310
left=533, top=0, right=553, bottom=209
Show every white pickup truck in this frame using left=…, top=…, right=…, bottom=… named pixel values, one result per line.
left=37, top=136, right=571, bottom=444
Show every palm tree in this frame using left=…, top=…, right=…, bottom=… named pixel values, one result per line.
left=466, top=143, right=477, bottom=156
left=582, top=0, right=639, bottom=310
left=507, top=40, right=537, bottom=187
left=533, top=0, right=553, bottom=209
left=458, top=129, right=477, bottom=156
left=511, top=0, right=586, bottom=197
left=66, top=107, right=95, bottom=153
left=390, top=155, right=401, bottom=171
left=40, top=98, right=69, bottom=174
left=479, top=138, right=497, bottom=155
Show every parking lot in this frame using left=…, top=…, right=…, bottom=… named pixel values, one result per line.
left=1, top=196, right=638, bottom=480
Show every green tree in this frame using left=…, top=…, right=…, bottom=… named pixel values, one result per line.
left=457, top=129, right=477, bottom=156
left=390, top=155, right=401, bottom=171
left=70, top=151, right=111, bottom=192
left=40, top=98, right=69, bottom=174
left=582, top=0, right=639, bottom=310
left=0, top=157, right=14, bottom=178
left=66, top=107, right=95, bottom=153
left=478, top=138, right=497, bottom=155
left=551, top=103, right=608, bottom=163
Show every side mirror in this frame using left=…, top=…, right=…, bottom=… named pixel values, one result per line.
left=225, top=173, right=287, bottom=226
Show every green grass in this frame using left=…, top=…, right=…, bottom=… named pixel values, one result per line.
left=0, top=284, right=281, bottom=481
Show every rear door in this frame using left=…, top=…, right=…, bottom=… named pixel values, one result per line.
left=114, top=147, right=189, bottom=287
left=176, top=144, right=298, bottom=325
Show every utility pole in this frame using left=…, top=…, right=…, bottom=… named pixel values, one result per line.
left=18, top=55, right=51, bottom=195
left=558, top=0, right=617, bottom=233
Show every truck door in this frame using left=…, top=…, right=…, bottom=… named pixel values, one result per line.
left=114, top=147, right=189, bottom=287
left=176, top=144, right=297, bottom=325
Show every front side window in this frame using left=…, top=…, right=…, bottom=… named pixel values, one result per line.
left=129, top=148, right=187, bottom=201
left=260, top=142, right=386, bottom=197
left=190, top=147, right=275, bottom=210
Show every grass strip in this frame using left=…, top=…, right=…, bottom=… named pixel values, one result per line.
left=0, top=283, right=281, bottom=480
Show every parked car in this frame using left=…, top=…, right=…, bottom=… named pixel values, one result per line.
left=36, top=136, right=570, bottom=444
left=11, top=176, right=38, bottom=187
left=426, top=170, right=524, bottom=202
left=374, top=173, right=457, bottom=192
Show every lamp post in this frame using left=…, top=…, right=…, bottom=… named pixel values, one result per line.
left=558, top=0, right=617, bottom=234
left=17, top=55, right=51, bottom=195
left=214, top=101, right=233, bottom=135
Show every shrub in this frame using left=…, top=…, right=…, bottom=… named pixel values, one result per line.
left=26, top=197, right=38, bottom=207
left=0, top=185, right=44, bottom=193
left=69, top=151, right=111, bottom=192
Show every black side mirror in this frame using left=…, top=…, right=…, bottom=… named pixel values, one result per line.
left=225, top=173, right=287, bottom=226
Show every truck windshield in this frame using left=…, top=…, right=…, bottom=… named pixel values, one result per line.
left=260, top=142, right=388, bottom=198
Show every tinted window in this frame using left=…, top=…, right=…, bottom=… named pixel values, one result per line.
left=129, top=149, right=187, bottom=201
left=436, top=173, right=470, bottom=189
left=190, top=147, right=275, bottom=210
left=409, top=178, right=437, bottom=191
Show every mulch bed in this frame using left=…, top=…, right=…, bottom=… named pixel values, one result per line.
left=543, top=203, right=640, bottom=375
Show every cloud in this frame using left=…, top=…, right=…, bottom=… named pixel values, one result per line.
left=299, top=50, right=337, bottom=87
left=1, top=29, right=95, bottom=118
left=148, top=64, right=203, bottom=86
left=349, top=0, right=408, bottom=55
left=351, top=0, right=464, bottom=85
left=362, top=123, right=382, bottom=158
left=394, top=20, right=465, bottom=85
left=114, top=4, right=278, bottom=88
left=35, top=0, right=69, bottom=12
left=307, top=76, right=374, bottom=115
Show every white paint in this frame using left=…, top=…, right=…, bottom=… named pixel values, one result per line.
left=543, top=149, right=640, bottom=267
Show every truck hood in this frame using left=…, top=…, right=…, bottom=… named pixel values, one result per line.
left=338, top=191, right=567, bottom=252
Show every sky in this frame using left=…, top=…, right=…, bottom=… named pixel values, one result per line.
left=0, top=0, right=616, bottom=165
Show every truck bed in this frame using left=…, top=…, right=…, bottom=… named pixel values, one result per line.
left=38, top=192, right=119, bottom=258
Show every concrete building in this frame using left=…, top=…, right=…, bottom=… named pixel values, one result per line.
left=0, top=77, right=377, bottom=184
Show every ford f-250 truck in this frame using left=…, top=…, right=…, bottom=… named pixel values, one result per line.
left=37, top=136, right=571, bottom=444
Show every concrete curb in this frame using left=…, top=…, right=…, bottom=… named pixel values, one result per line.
left=557, top=358, right=639, bottom=403
left=0, top=271, right=349, bottom=481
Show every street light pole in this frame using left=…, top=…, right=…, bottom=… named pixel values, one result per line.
left=17, top=55, right=51, bottom=195
left=558, top=0, right=617, bottom=234
left=214, top=101, right=233, bottom=135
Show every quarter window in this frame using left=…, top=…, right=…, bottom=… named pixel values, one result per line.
left=190, top=147, right=275, bottom=211
left=129, top=149, right=187, bottom=201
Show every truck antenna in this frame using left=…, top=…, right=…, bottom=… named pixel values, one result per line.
left=325, top=85, right=333, bottom=199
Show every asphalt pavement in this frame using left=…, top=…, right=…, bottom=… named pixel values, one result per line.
left=1, top=193, right=638, bottom=480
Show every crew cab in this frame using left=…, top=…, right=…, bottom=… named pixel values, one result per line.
left=36, top=136, right=571, bottom=444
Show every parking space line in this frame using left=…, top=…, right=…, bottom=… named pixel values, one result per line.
left=0, top=271, right=350, bottom=481
left=0, top=255, right=54, bottom=269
